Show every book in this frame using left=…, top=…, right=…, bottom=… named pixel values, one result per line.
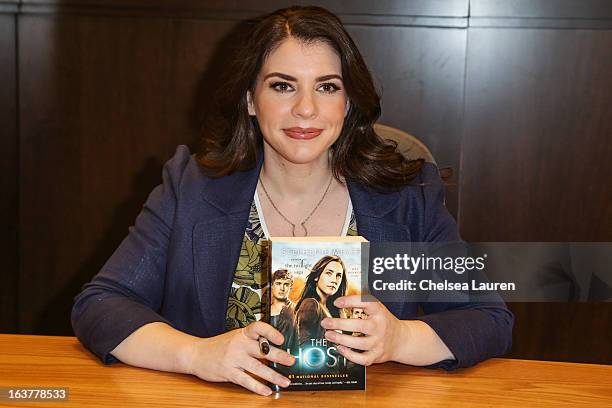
left=265, top=236, right=368, bottom=391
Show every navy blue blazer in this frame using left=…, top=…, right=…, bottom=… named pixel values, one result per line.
left=72, top=145, right=513, bottom=369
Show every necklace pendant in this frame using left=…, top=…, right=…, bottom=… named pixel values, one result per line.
left=259, top=175, right=331, bottom=239
left=290, top=222, right=308, bottom=237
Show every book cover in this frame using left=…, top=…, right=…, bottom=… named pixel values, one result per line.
left=266, top=236, right=367, bottom=391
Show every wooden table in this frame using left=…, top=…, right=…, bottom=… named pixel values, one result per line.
left=0, top=334, right=610, bottom=407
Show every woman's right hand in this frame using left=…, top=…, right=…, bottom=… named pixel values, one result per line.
left=185, top=321, right=295, bottom=396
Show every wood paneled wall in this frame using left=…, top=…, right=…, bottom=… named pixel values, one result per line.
left=1, top=0, right=610, bottom=364
left=0, top=0, right=18, bottom=333
left=462, top=0, right=612, bottom=363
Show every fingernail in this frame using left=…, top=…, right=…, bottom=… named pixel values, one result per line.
left=283, top=379, right=291, bottom=387
left=320, top=318, right=330, bottom=328
left=325, top=330, right=335, bottom=341
left=334, top=299, right=344, bottom=307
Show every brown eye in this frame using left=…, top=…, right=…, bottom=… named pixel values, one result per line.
left=270, top=81, right=294, bottom=93
left=318, top=82, right=341, bottom=94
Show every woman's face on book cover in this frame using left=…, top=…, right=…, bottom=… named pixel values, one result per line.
left=247, top=37, right=348, bottom=165
left=317, top=260, right=344, bottom=297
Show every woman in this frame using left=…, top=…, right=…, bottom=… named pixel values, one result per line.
left=294, top=255, right=348, bottom=346
left=71, top=5, right=513, bottom=397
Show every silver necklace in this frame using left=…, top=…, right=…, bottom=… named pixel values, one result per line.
left=259, top=175, right=334, bottom=237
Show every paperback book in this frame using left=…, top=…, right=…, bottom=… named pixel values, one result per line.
left=265, top=236, right=368, bottom=391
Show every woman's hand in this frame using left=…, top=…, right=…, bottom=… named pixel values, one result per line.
left=321, top=295, right=455, bottom=366
left=186, top=321, right=295, bottom=396
left=320, top=295, right=404, bottom=366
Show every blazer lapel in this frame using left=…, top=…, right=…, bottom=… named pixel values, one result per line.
left=193, top=154, right=263, bottom=336
left=193, top=214, right=251, bottom=336
left=347, top=180, right=412, bottom=318
left=355, top=215, right=411, bottom=242
left=347, top=180, right=411, bottom=242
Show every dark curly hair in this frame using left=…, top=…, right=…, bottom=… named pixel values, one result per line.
left=196, top=5, right=423, bottom=191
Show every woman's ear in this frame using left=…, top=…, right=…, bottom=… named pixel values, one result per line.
left=247, top=91, right=256, bottom=116
left=344, top=99, right=350, bottom=117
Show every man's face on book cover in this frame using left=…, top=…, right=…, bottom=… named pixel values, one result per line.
left=351, top=308, right=367, bottom=320
left=272, top=278, right=292, bottom=302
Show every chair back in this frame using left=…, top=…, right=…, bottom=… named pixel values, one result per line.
left=373, top=123, right=436, bottom=164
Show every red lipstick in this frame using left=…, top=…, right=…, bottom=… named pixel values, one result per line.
left=283, top=127, right=323, bottom=140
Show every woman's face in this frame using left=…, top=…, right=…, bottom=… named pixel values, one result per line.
left=248, top=37, right=348, bottom=165
left=316, top=260, right=344, bottom=297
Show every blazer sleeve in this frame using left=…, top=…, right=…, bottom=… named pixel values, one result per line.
left=71, top=145, right=191, bottom=364
left=415, top=163, right=514, bottom=370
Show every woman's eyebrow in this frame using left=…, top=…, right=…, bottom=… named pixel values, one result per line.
left=263, top=72, right=342, bottom=82
left=316, top=74, right=342, bottom=82
left=263, top=72, right=295, bottom=81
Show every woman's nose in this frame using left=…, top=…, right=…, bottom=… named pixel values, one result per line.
left=292, top=90, right=317, bottom=119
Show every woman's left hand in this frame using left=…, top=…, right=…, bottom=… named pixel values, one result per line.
left=320, top=295, right=404, bottom=366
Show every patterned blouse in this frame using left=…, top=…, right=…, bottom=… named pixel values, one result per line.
left=224, top=193, right=358, bottom=331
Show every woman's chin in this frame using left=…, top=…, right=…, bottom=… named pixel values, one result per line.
left=321, top=289, right=336, bottom=297
left=277, top=147, right=329, bottom=166
left=263, top=136, right=335, bottom=166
